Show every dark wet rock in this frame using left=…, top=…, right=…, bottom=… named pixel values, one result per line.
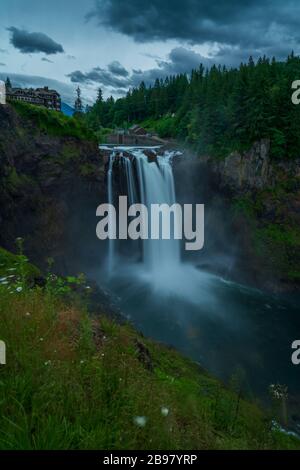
left=134, top=339, right=153, bottom=372
left=204, top=139, right=273, bottom=193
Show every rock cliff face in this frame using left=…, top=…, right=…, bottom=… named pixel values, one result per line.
left=201, top=140, right=300, bottom=292
left=0, top=104, right=107, bottom=274
left=202, top=139, right=300, bottom=193
left=211, top=139, right=272, bottom=191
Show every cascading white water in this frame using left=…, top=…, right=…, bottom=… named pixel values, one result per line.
left=107, top=147, right=181, bottom=278
left=106, top=146, right=216, bottom=299
left=107, top=152, right=115, bottom=274
left=132, top=149, right=181, bottom=274
left=122, top=155, right=137, bottom=206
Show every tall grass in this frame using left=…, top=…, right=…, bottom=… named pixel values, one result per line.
left=0, top=248, right=299, bottom=450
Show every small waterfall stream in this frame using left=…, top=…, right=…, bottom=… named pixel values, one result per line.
left=107, top=151, right=115, bottom=274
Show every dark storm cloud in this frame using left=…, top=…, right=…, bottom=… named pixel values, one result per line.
left=87, top=0, right=300, bottom=58
left=66, top=47, right=209, bottom=92
left=160, top=47, right=210, bottom=73
left=113, top=88, right=128, bottom=96
left=41, top=57, right=54, bottom=63
left=67, top=70, right=87, bottom=83
left=108, top=60, right=129, bottom=77
left=66, top=36, right=296, bottom=96
left=7, top=27, right=64, bottom=55
left=67, top=63, right=130, bottom=89
left=142, top=53, right=163, bottom=60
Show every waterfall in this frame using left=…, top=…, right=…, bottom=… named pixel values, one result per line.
left=122, top=155, right=137, bottom=206
left=107, top=152, right=116, bottom=274
left=106, top=147, right=180, bottom=278
left=133, top=149, right=181, bottom=274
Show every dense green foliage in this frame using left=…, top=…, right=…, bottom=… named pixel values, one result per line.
left=86, top=54, right=300, bottom=158
left=11, top=100, right=96, bottom=142
left=0, top=247, right=299, bottom=450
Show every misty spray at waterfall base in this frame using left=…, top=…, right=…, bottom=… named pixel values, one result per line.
left=95, top=146, right=300, bottom=420
left=102, top=147, right=213, bottom=298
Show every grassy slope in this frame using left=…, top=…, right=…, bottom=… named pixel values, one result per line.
left=10, top=100, right=97, bottom=142
left=0, top=248, right=299, bottom=450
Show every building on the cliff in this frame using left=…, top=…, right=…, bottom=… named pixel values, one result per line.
left=129, top=125, right=148, bottom=136
left=0, top=81, right=6, bottom=105
left=6, top=85, right=61, bottom=111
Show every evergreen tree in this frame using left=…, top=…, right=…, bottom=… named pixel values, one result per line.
left=5, top=77, right=12, bottom=90
left=74, top=86, right=83, bottom=114
left=96, top=88, right=103, bottom=104
left=84, top=54, right=300, bottom=159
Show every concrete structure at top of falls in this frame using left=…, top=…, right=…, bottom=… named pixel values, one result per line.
left=106, top=147, right=181, bottom=278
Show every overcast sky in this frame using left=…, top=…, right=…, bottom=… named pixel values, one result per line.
left=0, top=0, right=300, bottom=104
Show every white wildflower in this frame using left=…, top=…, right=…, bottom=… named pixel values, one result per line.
left=161, top=407, right=169, bottom=417
left=133, top=416, right=147, bottom=427
left=269, top=383, right=288, bottom=399
left=16, top=287, right=23, bottom=293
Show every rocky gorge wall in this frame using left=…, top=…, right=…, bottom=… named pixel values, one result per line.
left=0, top=104, right=107, bottom=275
left=173, top=139, right=300, bottom=292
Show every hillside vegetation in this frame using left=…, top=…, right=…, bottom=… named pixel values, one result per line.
left=11, top=100, right=96, bottom=142
left=0, top=246, right=299, bottom=450
left=85, top=54, right=300, bottom=159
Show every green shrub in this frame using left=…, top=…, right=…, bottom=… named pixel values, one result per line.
left=11, top=101, right=97, bottom=142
